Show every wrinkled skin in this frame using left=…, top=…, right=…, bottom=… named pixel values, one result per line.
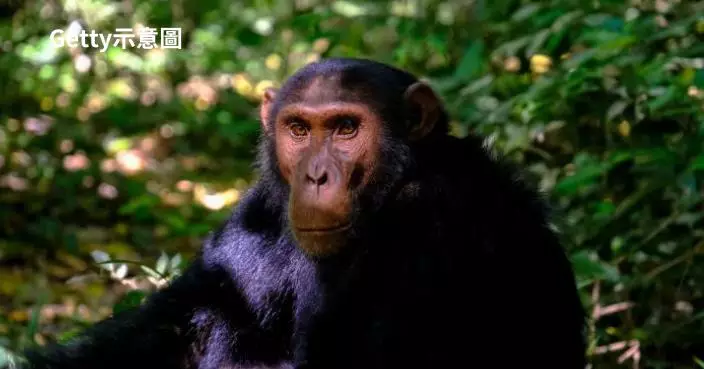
left=19, top=58, right=587, bottom=369
left=260, top=70, right=442, bottom=258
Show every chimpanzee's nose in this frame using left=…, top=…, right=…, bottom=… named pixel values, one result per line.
left=306, top=162, right=329, bottom=187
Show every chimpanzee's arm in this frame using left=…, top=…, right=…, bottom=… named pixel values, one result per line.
left=21, top=258, right=218, bottom=369
left=487, top=196, right=587, bottom=368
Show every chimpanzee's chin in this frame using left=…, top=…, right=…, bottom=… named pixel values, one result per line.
left=293, top=228, right=353, bottom=258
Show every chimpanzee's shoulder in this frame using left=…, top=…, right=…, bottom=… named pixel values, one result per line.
left=201, top=185, right=293, bottom=275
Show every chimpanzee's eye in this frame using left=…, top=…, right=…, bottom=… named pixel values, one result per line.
left=288, top=120, right=308, bottom=138
left=336, top=116, right=360, bottom=137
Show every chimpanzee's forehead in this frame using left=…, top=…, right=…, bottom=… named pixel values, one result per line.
left=280, top=75, right=375, bottom=106
left=267, top=58, right=416, bottom=123
left=279, top=59, right=412, bottom=101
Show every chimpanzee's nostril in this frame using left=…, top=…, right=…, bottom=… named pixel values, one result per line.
left=317, top=172, right=328, bottom=186
left=306, top=171, right=328, bottom=186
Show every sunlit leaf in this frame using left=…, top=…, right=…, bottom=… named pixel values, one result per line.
left=17, top=37, right=62, bottom=65
left=140, top=265, right=164, bottom=281
left=114, top=264, right=128, bottom=279
left=106, top=49, right=143, bottom=72
left=170, top=254, right=183, bottom=272
left=156, top=252, right=169, bottom=275
left=0, top=345, right=25, bottom=369
left=91, top=251, right=112, bottom=273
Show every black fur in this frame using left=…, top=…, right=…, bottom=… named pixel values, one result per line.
left=20, top=58, right=586, bottom=369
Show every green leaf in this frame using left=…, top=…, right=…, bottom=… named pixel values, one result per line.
left=571, top=250, right=621, bottom=282
left=511, top=4, right=542, bottom=22
left=331, top=1, right=371, bottom=17
left=105, top=138, right=132, bottom=155
left=56, top=327, right=84, bottom=343
left=647, top=86, right=678, bottom=113
left=562, top=48, right=597, bottom=69
left=170, top=254, right=183, bottom=272
left=454, top=41, right=484, bottom=82
left=690, top=155, right=704, bottom=171
left=695, top=69, right=704, bottom=88
left=647, top=15, right=696, bottom=41
left=606, top=100, right=629, bottom=121
left=632, top=147, right=675, bottom=165
left=492, top=36, right=531, bottom=57
left=551, top=10, right=583, bottom=32
left=554, top=170, right=601, bottom=195
left=525, top=29, right=551, bottom=57
left=17, top=36, right=61, bottom=65
left=608, top=150, right=635, bottom=164
left=236, top=28, right=264, bottom=46
left=106, top=49, right=143, bottom=72
left=459, top=75, right=494, bottom=97
left=119, top=195, right=160, bottom=215
left=113, top=290, right=147, bottom=315
left=583, top=13, right=612, bottom=27
left=162, top=214, right=188, bottom=232
left=594, top=201, right=616, bottom=218
left=140, top=265, right=164, bottom=280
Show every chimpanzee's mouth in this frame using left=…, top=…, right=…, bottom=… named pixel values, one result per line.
left=295, top=223, right=352, bottom=233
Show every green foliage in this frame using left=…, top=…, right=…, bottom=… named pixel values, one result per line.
left=112, top=290, right=146, bottom=315
left=0, top=0, right=703, bottom=368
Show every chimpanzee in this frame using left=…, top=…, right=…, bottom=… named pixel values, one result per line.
left=19, top=58, right=586, bottom=369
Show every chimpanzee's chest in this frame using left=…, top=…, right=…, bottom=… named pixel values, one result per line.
left=285, top=261, right=469, bottom=369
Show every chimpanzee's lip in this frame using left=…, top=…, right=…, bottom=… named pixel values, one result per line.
left=295, top=223, right=352, bottom=233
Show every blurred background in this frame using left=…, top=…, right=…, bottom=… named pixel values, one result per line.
left=0, top=0, right=703, bottom=368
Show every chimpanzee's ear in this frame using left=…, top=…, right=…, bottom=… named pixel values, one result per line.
left=259, top=88, right=278, bottom=134
left=403, top=81, right=441, bottom=141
